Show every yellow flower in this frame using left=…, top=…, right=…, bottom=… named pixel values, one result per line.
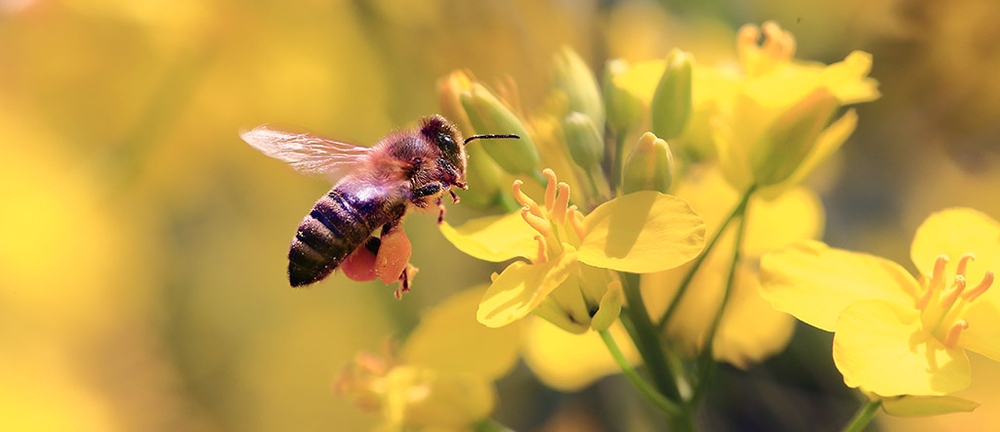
left=442, top=169, right=706, bottom=333
left=642, top=166, right=821, bottom=367
left=760, top=208, right=1000, bottom=400
left=522, top=318, right=640, bottom=392
left=337, top=287, right=521, bottom=431
left=613, top=22, right=879, bottom=190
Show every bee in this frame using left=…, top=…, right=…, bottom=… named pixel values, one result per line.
left=240, top=115, right=517, bottom=294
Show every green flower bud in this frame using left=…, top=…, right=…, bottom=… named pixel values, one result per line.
left=457, top=144, right=508, bottom=209
left=651, top=49, right=694, bottom=140
left=461, top=83, right=539, bottom=175
left=562, top=112, right=605, bottom=169
left=602, top=59, right=644, bottom=135
left=437, top=70, right=476, bottom=136
left=621, top=132, right=675, bottom=195
left=751, top=87, right=838, bottom=186
left=552, top=47, right=605, bottom=127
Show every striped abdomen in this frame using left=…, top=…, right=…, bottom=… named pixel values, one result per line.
left=288, top=184, right=406, bottom=287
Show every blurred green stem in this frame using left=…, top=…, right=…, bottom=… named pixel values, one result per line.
left=610, top=133, right=627, bottom=193
left=842, top=399, right=882, bottom=432
left=692, top=185, right=754, bottom=405
left=620, top=272, right=682, bottom=401
left=598, top=328, right=681, bottom=417
left=657, top=185, right=756, bottom=332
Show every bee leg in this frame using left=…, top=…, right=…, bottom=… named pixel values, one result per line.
left=449, top=189, right=460, bottom=204
left=393, top=263, right=417, bottom=299
left=436, top=196, right=447, bottom=225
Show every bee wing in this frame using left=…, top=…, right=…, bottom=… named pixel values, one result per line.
left=240, top=125, right=371, bottom=181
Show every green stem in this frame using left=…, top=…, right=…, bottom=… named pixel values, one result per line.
left=841, top=399, right=882, bottom=432
left=620, top=272, right=681, bottom=401
left=598, top=329, right=681, bottom=417
left=657, top=186, right=756, bottom=332
left=692, top=185, right=754, bottom=404
left=610, top=133, right=627, bottom=193
left=474, top=418, right=516, bottom=432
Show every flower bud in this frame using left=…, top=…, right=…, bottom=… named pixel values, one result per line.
left=437, top=70, right=477, bottom=136
left=750, top=87, right=838, bottom=186
left=562, top=112, right=604, bottom=169
left=621, top=132, right=675, bottom=195
left=552, top=46, right=605, bottom=128
left=650, top=49, right=694, bottom=140
left=460, top=83, right=540, bottom=175
left=603, top=59, right=644, bottom=135
left=456, top=144, right=508, bottom=209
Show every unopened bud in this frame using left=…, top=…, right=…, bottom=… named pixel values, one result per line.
left=562, top=112, right=605, bottom=169
left=621, top=132, right=675, bottom=195
left=461, top=83, right=540, bottom=175
left=751, top=87, right=838, bottom=186
left=603, top=59, right=644, bottom=135
left=552, top=47, right=605, bottom=127
left=650, top=49, right=694, bottom=140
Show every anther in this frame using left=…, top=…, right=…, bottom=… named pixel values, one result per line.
left=956, top=253, right=976, bottom=277
left=542, top=169, right=558, bottom=211
left=941, top=275, right=967, bottom=310
left=512, top=180, right=543, bottom=217
left=552, top=183, right=571, bottom=225
left=943, top=320, right=969, bottom=349
left=521, top=208, right=552, bottom=237
left=930, top=255, right=950, bottom=290
left=962, top=271, right=994, bottom=302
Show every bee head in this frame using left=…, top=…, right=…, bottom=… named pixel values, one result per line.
left=420, top=115, right=467, bottom=185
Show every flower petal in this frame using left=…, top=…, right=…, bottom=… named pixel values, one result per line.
left=477, top=248, right=578, bottom=328
left=910, top=207, right=1000, bottom=286
left=440, top=212, right=539, bottom=263
left=880, top=395, right=979, bottom=417
left=713, top=262, right=796, bottom=369
left=522, top=318, right=639, bottom=392
left=578, top=191, right=705, bottom=273
left=960, top=300, right=1000, bottom=362
left=833, top=300, right=971, bottom=396
left=400, top=286, right=522, bottom=381
left=759, top=240, right=919, bottom=331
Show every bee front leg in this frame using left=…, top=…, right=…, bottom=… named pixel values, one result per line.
left=435, top=196, right=446, bottom=225
left=410, top=182, right=444, bottom=200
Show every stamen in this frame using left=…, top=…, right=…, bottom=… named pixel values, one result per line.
left=761, top=21, right=794, bottom=61
left=940, top=275, right=967, bottom=310
left=568, top=207, right=586, bottom=240
left=736, top=24, right=760, bottom=61
left=956, top=253, right=976, bottom=277
left=521, top=208, right=552, bottom=237
left=943, top=320, right=969, bottom=349
left=542, top=169, right=558, bottom=211
left=552, top=183, right=571, bottom=225
left=930, top=255, right=950, bottom=290
left=534, top=235, right=549, bottom=264
left=962, top=271, right=994, bottom=301
left=512, top=180, right=543, bottom=217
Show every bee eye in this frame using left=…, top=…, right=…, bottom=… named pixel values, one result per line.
left=438, top=133, right=457, bottom=150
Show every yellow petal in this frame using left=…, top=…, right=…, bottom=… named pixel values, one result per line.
left=819, top=51, right=881, bottom=104
left=759, top=240, right=918, bottom=331
left=880, top=395, right=979, bottom=417
left=440, top=212, right=539, bottom=263
left=477, top=248, right=578, bottom=328
left=383, top=366, right=494, bottom=428
left=960, top=300, right=1000, bottom=362
left=743, top=186, right=825, bottom=257
left=713, top=263, right=796, bottom=369
left=770, top=109, right=857, bottom=193
left=522, top=318, right=639, bottom=392
left=910, top=207, right=1000, bottom=286
left=833, top=300, right=971, bottom=396
left=400, top=286, right=522, bottom=381
left=578, top=191, right=705, bottom=273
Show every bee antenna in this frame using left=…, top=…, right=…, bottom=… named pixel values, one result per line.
left=463, top=133, right=520, bottom=146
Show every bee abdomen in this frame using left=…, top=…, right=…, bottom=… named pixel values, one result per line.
left=287, top=189, right=373, bottom=287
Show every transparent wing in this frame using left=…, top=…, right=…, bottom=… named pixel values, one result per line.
left=240, top=125, right=371, bottom=181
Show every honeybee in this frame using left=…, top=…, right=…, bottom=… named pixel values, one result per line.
left=240, top=115, right=517, bottom=295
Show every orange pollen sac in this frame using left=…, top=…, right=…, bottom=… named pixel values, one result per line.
left=512, top=180, right=543, bottom=217
left=522, top=208, right=552, bottom=238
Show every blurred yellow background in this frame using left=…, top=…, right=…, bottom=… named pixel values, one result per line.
left=1, top=0, right=998, bottom=431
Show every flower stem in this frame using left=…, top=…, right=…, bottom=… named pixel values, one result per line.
left=599, top=328, right=681, bottom=417
left=692, top=185, right=754, bottom=404
left=657, top=185, right=756, bottom=332
left=474, top=418, right=517, bottom=432
left=620, top=272, right=682, bottom=401
left=841, top=399, right=882, bottom=432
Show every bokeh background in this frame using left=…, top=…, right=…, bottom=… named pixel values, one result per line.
left=2, top=0, right=999, bottom=431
